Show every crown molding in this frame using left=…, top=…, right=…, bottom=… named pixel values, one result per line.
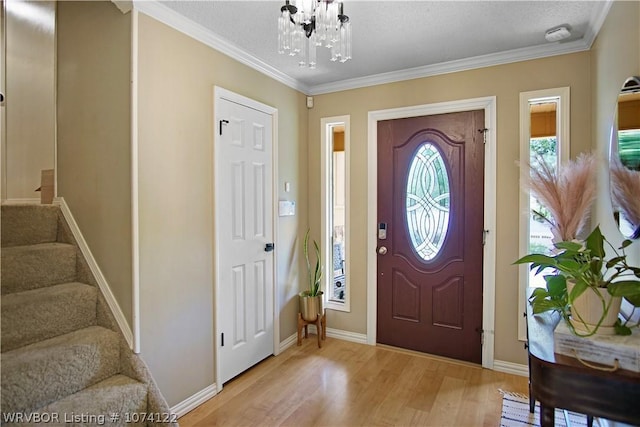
left=309, top=38, right=592, bottom=95
left=111, top=0, right=132, bottom=14
left=132, top=0, right=612, bottom=96
left=309, top=0, right=612, bottom=94
left=132, top=0, right=309, bottom=93
left=583, top=0, right=614, bottom=48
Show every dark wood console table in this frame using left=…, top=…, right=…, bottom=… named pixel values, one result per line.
left=526, top=309, right=640, bottom=427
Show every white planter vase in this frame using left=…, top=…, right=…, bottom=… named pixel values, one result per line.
left=567, top=281, right=622, bottom=336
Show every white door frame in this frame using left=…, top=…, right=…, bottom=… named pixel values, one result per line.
left=366, top=96, right=497, bottom=369
left=213, top=86, right=279, bottom=390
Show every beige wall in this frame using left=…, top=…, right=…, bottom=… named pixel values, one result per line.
left=590, top=1, right=640, bottom=272
left=3, top=0, right=55, bottom=200
left=136, top=12, right=308, bottom=406
left=57, top=2, right=133, bottom=324
left=309, top=52, right=592, bottom=365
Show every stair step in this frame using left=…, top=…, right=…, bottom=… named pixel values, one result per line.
left=33, top=375, right=149, bottom=427
left=1, top=282, right=97, bottom=351
left=1, top=204, right=59, bottom=247
left=1, top=242, right=77, bottom=295
left=1, top=326, right=121, bottom=415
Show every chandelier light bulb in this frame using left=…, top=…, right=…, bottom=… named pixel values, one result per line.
left=278, top=0, right=352, bottom=68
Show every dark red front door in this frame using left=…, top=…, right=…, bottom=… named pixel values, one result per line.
left=376, top=110, right=485, bottom=364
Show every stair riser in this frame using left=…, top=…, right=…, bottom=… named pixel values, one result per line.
left=1, top=205, right=59, bottom=247
left=1, top=283, right=97, bottom=351
left=1, top=327, right=121, bottom=415
left=1, top=243, right=77, bottom=295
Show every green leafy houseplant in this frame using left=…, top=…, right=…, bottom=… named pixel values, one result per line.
left=303, top=229, right=323, bottom=297
left=515, top=225, right=640, bottom=336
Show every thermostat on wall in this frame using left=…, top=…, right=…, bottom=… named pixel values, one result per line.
left=279, top=200, right=296, bottom=217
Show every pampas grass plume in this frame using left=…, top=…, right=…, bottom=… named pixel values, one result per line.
left=526, top=152, right=597, bottom=241
left=610, top=160, right=640, bottom=229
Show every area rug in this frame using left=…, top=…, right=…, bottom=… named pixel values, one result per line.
left=499, top=390, right=589, bottom=427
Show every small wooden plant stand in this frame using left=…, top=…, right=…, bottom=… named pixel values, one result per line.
left=297, top=309, right=326, bottom=348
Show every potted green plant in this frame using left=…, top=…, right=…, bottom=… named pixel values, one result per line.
left=299, top=229, right=323, bottom=321
left=515, top=225, right=640, bottom=336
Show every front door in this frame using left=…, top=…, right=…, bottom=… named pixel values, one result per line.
left=217, top=95, right=274, bottom=384
left=376, top=110, right=484, bottom=363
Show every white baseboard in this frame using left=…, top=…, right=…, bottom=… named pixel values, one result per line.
left=326, top=327, right=368, bottom=344
left=171, top=384, right=218, bottom=419
left=493, top=359, right=529, bottom=377
left=296, top=324, right=368, bottom=344
left=55, top=197, right=134, bottom=349
left=279, top=326, right=368, bottom=354
left=279, top=333, right=297, bottom=353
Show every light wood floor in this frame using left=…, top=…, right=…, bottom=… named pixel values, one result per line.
left=179, top=336, right=528, bottom=427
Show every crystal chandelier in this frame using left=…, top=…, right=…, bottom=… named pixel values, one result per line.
left=278, top=0, right=352, bottom=68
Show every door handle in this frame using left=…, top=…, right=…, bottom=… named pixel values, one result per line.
left=378, top=246, right=388, bottom=255
left=265, top=243, right=275, bottom=252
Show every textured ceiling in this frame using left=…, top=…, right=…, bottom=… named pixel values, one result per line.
left=154, top=1, right=610, bottom=94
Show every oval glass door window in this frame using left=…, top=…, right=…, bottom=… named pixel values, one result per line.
left=406, top=142, right=450, bottom=261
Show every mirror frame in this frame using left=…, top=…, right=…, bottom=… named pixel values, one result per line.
left=609, top=76, right=640, bottom=239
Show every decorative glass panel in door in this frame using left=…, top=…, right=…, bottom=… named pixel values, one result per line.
left=406, top=143, right=450, bottom=261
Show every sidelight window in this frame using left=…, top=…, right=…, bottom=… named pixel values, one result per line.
left=321, top=115, right=350, bottom=312
left=518, top=87, right=570, bottom=340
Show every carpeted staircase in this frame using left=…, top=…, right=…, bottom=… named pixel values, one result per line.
left=1, top=204, right=173, bottom=426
